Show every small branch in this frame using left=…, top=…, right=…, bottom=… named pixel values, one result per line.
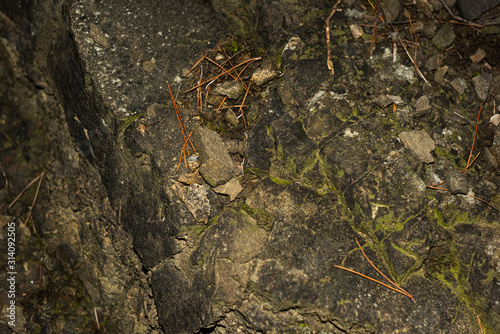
left=325, top=0, right=342, bottom=75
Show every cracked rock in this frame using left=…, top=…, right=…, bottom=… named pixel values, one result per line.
left=399, top=130, right=436, bottom=164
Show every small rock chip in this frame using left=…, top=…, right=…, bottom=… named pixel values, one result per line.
left=426, top=53, right=441, bottom=71
left=434, top=66, right=448, bottom=85
left=349, top=24, right=364, bottom=39
left=399, top=130, right=435, bottom=164
left=89, top=23, right=109, bottom=48
left=472, top=72, right=492, bottom=102
left=142, top=58, right=157, bottom=72
left=470, top=48, right=486, bottom=63
left=213, top=178, right=243, bottom=202
left=379, top=0, right=401, bottom=23
left=445, top=169, right=469, bottom=195
left=251, top=60, right=278, bottom=86
left=177, top=172, right=204, bottom=185
left=414, top=95, right=431, bottom=116
left=372, top=94, right=393, bottom=108
left=387, top=95, right=404, bottom=105
left=432, top=24, right=456, bottom=50
left=450, top=77, right=467, bottom=95
left=213, top=81, right=242, bottom=100
left=225, top=109, right=239, bottom=126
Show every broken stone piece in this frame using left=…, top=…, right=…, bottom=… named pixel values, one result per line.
left=432, top=24, right=456, bottom=50
left=399, top=130, right=436, bottom=164
left=434, top=66, right=448, bottom=85
left=251, top=60, right=279, bottom=86
left=213, top=178, right=243, bottom=202
left=450, top=77, right=467, bottom=95
left=445, top=169, right=469, bottom=195
left=470, top=48, right=486, bottom=63
left=172, top=183, right=210, bottom=223
left=414, top=95, right=431, bottom=116
left=177, top=172, right=204, bottom=185
left=194, top=126, right=239, bottom=187
left=372, top=94, right=393, bottom=108
left=213, top=81, right=242, bottom=100
left=472, top=72, right=492, bottom=102
left=349, top=24, right=364, bottom=39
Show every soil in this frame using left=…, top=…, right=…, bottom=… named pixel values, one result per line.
left=1, top=0, right=500, bottom=333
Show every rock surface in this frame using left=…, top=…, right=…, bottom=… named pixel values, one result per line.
left=1, top=0, right=500, bottom=333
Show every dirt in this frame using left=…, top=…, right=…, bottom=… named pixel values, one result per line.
left=1, top=0, right=500, bottom=333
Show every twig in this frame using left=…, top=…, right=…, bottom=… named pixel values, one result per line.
left=468, top=193, right=499, bottom=211
left=397, top=35, right=428, bottom=83
left=168, top=82, right=196, bottom=155
left=477, top=314, right=484, bottom=334
left=94, top=307, right=100, bottom=330
left=216, top=96, right=227, bottom=114
left=355, top=237, right=414, bottom=300
left=239, top=83, right=250, bottom=128
left=22, top=172, right=45, bottom=229
left=176, top=131, right=194, bottom=173
left=325, top=0, right=342, bottom=74
left=9, top=172, right=44, bottom=209
left=334, top=265, right=414, bottom=300
left=463, top=102, right=483, bottom=174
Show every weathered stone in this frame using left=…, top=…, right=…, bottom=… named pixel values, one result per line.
left=470, top=48, right=486, bottom=62
left=434, top=65, right=448, bottom=84
left=349, top=24, right=364, bottom=39
left=445, top=169, right=469, bottom=195
left=414, top=95, right=431, bottom=116
left=432, top=24, right=456, bottom=49
left=193, top=126, right=239, bottom=187
left=472, top=72, right=492, bottom=102
left=450, top=77, right=467, bottom=95
left=399, top=130, right=436, bottom=163
left=372, top=94, right=393, bottom=108
left=172, top=182, right=211, bottom=223
left=251, top=59, right=279, bottom=86
left=379, top=0, right=401, bottom=23
left=212, top=81, right=242, bottom=100
left=213, top=177, right=243, bottom=201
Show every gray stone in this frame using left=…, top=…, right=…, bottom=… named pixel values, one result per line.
left=194, top=126, right=239, bottom=187
left=213, top=81, right=243, bottom=100
left=379, top=0, right=401, bottom=23
left=434, top=66, right=448, bottom=85
left=432, top=24, right=456, bottom=49
left=399, top=130, right=436, bottom=163
left=414, top=95, right=431, bottom=116
left=445, top=169, right=469, bottom=195
left=251, top=59, right=279, bottom=86
left=450, top=77, right=467, bottom=95
left=213, top=177, right=243, bottom=201
left=472, top=72, right=492, bottom=102
left=457, top=0, right=500, bottom=20
left=372, top=94, right=393, bottom=108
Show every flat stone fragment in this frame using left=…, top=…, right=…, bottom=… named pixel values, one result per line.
left=213, top=81, right=242, bottom=100
left=399, top=130, right=436, bottom=163
left=251, top=60, right=279, bottom=86
left=445, top=169, right=469, bottom=195
left=450, top=77, right=467, bottom=95
left=349, top=24, right=364, bottom=39
left=213, top=177, right=243, bottom=201
left=434, top=66, right=448, bottom=85
left=470, top=48, right=486, bottom=63
left=194, top=126, right=239, bottom=187
left=414, top=95, right=431, bottom=116
left=472, top=72, right=492, bottom=102
left=432, top=24, right=456, bottom=49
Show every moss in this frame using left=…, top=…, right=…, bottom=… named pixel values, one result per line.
left=270, top=175, right=293, bottom=185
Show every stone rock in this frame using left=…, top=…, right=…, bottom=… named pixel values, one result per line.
left=414, top=95, right=431, bottom=116
left=251, top=59, right=279, bottom=86
left=193, top=126, right=239, bottom=187
left=379, top=0, right=401, bottom=23
left=450, top=77, right=467, bottom=95
left=445, top=169, right=469, bottom=195
left=213, top=177, right=243, bottom=201
left=213, top=81, right=242, bottom=100
left=457, top=0, right=500, bottom=20
left=372, top=94, right=393, bottom=108
left=172, top=182, right=211, bottom=223
left=434, top=66, right=448, bottom=85
left=349, top=24, right=364, bottom=39
left=472, top=72, right=492, bottom=102
left=225, top=109, right=240, bottom=126
left=432, top=24, right=456, bottom=49
left=470, top=48, right=486, bottom=62
left=177, top=172, right=204, bottom=185
left=399, top=130, right=436, bottom=163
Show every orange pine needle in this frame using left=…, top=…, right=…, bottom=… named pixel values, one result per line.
left=176, top=131, right=194, bottom=173
left=463, top=102, right=483, bottom=174
left=467, top=193, right=499, bottom=211
left=355, top=237, right=414, bottom=300
left=216, top=96, right=227, bottom=114
left=477, top=314, right=484, bottom=334
left=333, top=265, right=414, bottom=300
left=184, top=49, right=211, bottom=76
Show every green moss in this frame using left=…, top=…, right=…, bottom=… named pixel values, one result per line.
left=270, top=176, right=293, bottom=185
